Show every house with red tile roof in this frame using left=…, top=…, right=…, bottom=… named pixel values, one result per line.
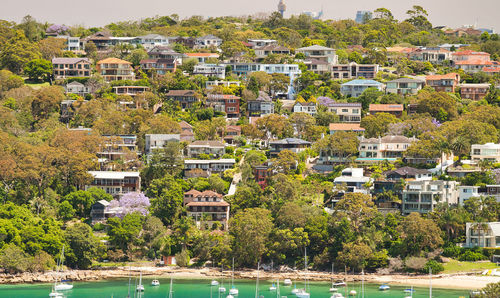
left=451, top=51, right=497, bottom=73
left=96, top=58, right=135, bottom=81
left=329, top=123, right=365, bottom=134
left=426, top=73, right=460, bottom=93
left=183, top=190, right=229, bottom=230
left=369, top=104, right=404, bottom=118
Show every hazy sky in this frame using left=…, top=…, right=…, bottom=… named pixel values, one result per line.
left=1, top=0, right=498, bottom=32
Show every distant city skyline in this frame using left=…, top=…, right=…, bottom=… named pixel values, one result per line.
left=1, top=0, right=498, bottom=32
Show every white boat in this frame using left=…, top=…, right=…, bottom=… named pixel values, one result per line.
left=211, top=280, right=219, bottom=286
left=283, top=279, right=292, bottom=286
left=54, top=283, right=73, bottom=291
left=48, top=290, right=63, bottom=298
left=219, top=286, right=226, bottom=293
left=332, top=281, right=346, bottom=287
left=229, top=258, right=238, bottom=296
left=291, top=284, right=299, bottom=294
left=151, top=279, right=160, bottom=286
left=136, top=272, right=144, bottom=292
left=349, top=290, right=357, bottom=296
left=379, top=284, right=390, bottom=291
left=227, top=295, right=235, bottom=298
left=295, top=247, right=310, bottom=298
left=329, top=264, right=338, bottom=292
left=54, top=246, right=73, bottom=291
left=270, top=283, right=277, bottom=291
left=331, top=294, right=344, bottom=298
left=295, top=288, right=310, bottom=298
left=219, top=263, right=226, bottom=293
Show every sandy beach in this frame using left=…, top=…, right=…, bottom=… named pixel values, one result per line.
left=0, top=266, right=499, bottom=290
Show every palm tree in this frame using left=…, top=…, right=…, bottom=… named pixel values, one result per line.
left=450, top=136, right=468, bottom=163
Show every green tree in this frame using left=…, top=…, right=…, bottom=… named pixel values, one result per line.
left=0, top=30, right=41, bottom=73
left=399, top=212, right=443, bottom=256
left=0, top=243, right=31, bottom=273
left=230, top=208, right=273, bottom=267
left=360, top=112, right=401, bottom=138
left=147, top=175, right=184, bottom=226
left=64, top=223, right=98, bottom=269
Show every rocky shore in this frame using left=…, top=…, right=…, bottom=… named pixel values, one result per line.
left=0, top=266, right=498, bottom=290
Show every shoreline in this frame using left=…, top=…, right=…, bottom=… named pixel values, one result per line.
left=0, top=266, right=499, bottom=290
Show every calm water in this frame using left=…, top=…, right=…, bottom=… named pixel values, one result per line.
left=0, top=278, right=470, bottom=298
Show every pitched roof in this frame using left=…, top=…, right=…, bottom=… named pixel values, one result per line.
left=188, top=140, right=225, bottom=147
left=255, top=45, right=290, bottom=51
left=185, top=53, right=220, bottom=57
left=342, top=79, right=383, bottom=86
left=329, top=123, right=365, bottom=131
left=452, top=50, right=490, bottom=56
left=199, top=190, right=223, bottom=197
left=186, top=201, right=229, bottom=207
left=425, top=73, right=460, bottom=81
left=179, top=121, right=193, bottom=129
left=185, top=189, right=202, bottom=196
left=369, top=104, right=404, bottom=112
left=297, top=45, right=334, bottom=51
left=270, top=138, right=311, bottom=145
left=388, top=78, right=425, bottom=83
left=455, top=60, right=493, bottom=65
left=52, top=57, right=90, bottom=64
left=166, top=90, right=197, bottom=96
left=328, top=102, right=362, bottom=108
left=361, top=135, right=416, bottom=144
left=97, top=57, right=132, bottom=65
left=384, top=166, right=430, bottom=176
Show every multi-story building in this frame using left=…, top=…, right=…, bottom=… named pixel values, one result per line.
left=144, top=134, right=180, bottom=154
left=184, top=52, right=220, bottom=63
left=206, top=80, right=241, bottom=89
left=206, top=94, right=240, bottom=118
left=358, top=135, right=417, bottom=162
left=340, top=79, right=384, bottom=97
left=113, top=86, right=150, bottom=97
left=326, top=103, right=362, bottom=122
left=85, top=171, right=141, bottom=197
left=193, top=64, right=226, bottom=79
left=184, top=159, right=236, bottom=176
left=65, top=81, right=89, bottom=96
left=136, top=34, right=169, bottom=49
left=187, top=140, right=225, bottom=158
left=184, top=190, right=230, bottom=230
left=179, top=121, right=195, bottom=142
left=96, top=58, right=134, bottom=82
left=296, top=45, right=338, bottom=64
left=460, top=83, right=490, bottom=101
left=223, top=126, right=241, bottom=144
left=408, top=48, right=451, bottom=64
left=140, top=59, right=178, bottom=75
left=97, top=135, right=137, bottom=165
left=471, top=143, right=500, bottom=163
left=334, top=168, right=372, bottom=194
left=147, top=46, right=184, bottom=62
left=386, top=78, right=425, bottom=95
left=247, top=93, right=275, bottom=116
left=247, top=39, right=278, bottom=48
left=402, top=180, right=459, bottom=214
left=369, top=104, right=404, bottom=118
left=302, top=59, right=331, bottom=75
left=451, top=50, right=496, bottom=73
left=253, top=163, right=271, bottom=189
left=458, top=186, right=481, bottom=205
left=195, top=35, right=223, bottom=49
left=293, top=102, right=317, bottom=116
left=269, top=138, right=311, bottom=156
left=224, top=63, right=301, bottom=98
left=426, top=73, right=460, bottom=93
left=331, top=62, right=379, bottom=80
left=165, top=90, right=200, bottom=109
left=465, top=222, right=500, bottom=248
left=52, top=58, right=91, bottom=79
left=254, top=45, right=291, bottom=59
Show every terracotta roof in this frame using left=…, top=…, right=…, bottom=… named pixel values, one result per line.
left=452, top=50, right=490, bottom=56
left=425, top=73, right=459, bottom=81
left=226, top=125, right=241, bottom=132
left=369, top=104, right=403, bottom=112
left=186, top=201, right=229, bottom=207
left=179, top=121, right=193, bottom=129
left=185, top=189, right=201, bottom=196
left=483, top=66, right=500, bottom=73
left=455, top=60, right=493, bottom=65
left=199, top=190, right=223, bottom=197
left=166, top=90, right=197, bottom=96
left=329, top=123, right=365, bottom=131
left=185, top=53, right=220, bottom=57
left=97, top=57, right=132, bottom=65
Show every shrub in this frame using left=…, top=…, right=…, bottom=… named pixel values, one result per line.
left=404, top=257, right=427, bottom=272
left=458, top=250, right=488, bottom=262
left=442, top=245, right=461, bottom=258
left=0, top=244, right=31, bottom=273
left=423, top=260, right=444, bottom=274
left=175, top=249, right=190, bottom=267
left=93, top=223, right=105, bottom=231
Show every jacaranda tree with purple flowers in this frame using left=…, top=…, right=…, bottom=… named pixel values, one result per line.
left=108, top=192, right=150, bottom=218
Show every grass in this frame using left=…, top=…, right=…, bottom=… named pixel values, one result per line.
left=25, top=81, right=50, bottom=89
left=442, top=259, right=499, bottom=274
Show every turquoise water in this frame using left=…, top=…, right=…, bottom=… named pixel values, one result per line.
left=0, top=278, right=470, bottom=298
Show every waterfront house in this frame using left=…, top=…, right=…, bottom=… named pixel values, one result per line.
left=206, top=94, right=240, bottom=118
left=334, top=168, right=372, bottom=194
left=195, top=35, right=223, bottom=49
left=85, top=171, right=141, bottom=197
left=184, top=190, right=230, bottom=230
left=140, top=58, right=178, bottom=75
left=402, top=180, right=459, bottom=214
left=184, top=159, right=236, bottom=177
left=193, top=64, right=226, bottom=79
left=247, top=93, right=275, bottom=117
left=64, top=81, right=89, bottom=96
left=465, top=222, right=500, bottom=248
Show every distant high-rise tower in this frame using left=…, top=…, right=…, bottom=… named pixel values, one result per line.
left=278, top=0, right=286, bottom=17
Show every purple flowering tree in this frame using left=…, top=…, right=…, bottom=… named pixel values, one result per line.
left=46, top=24, right=69, bottom=35
left=107, top=192, right=150, bottom=218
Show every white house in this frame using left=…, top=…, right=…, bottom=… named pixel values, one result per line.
left=193, top=64, right=226, bottom=79
left=293, top=102, right=317, bottom=116
left=358, top=135, right=417, bottom=162
left=334, top=168, right=373, bottom=194
left=465, top=222, right=500, bottom=248
left=296, top=45, right=338, bottom=64
left=458, top=185, right=481, bottom=205
left=402, top=180, right=460, bottom=214
left=145, top=134, right=180, bottom=154
left=471, top=143, right=500, bottom=163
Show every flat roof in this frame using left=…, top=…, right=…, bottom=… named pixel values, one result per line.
left=88, top=171, right=140, bottom=179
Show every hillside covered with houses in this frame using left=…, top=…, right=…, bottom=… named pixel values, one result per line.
left=1, top=5, right=500, bottom=279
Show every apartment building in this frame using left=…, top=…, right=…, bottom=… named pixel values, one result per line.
left=340, top=79, right=384, bottom=97
left=386, top=78, right=425, bottom=95
left=193, top=64, right=226, bottom=79
left=184, top=190, right=230, bottom=230
left=52, top=58, right=91, bottom=79
left=96, top=58, right=134, bottom=81
left=331, top=62, right=379, bottom=80
left=460, top=83, right=490, bottom=101
left=296, top=45, right=338, bottom=64
left=85, top=171, right=141, bottom=197
left=471, top=143, right=500, bottom=163
left=402, top=180, right=459, bottom=214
